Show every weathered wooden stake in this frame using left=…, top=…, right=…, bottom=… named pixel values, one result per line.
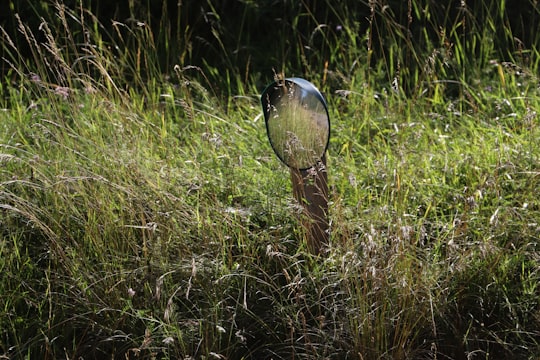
left=290, top=156, right=329, bottom=255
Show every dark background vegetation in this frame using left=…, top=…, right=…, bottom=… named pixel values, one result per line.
left=2, top=0, right=539, bottom=93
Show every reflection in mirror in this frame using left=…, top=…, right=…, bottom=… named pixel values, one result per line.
left=262, top=79, right=330, bottom=169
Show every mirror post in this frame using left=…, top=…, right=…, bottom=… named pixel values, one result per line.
left=261, top=77, right=330, bottom=256
left=290, top=156, right=329, bottom=255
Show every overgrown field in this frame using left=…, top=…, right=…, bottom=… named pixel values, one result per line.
left=1, top=1, right=539, bottom=359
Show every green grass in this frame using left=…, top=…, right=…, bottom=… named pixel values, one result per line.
left=1, top=1, right=540, bottom=359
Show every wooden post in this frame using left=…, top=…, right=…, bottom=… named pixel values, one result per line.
left=290, top=156, right=329, bottom=255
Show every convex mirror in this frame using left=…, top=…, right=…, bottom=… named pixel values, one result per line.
left=261, top=78, right=330, bottom=170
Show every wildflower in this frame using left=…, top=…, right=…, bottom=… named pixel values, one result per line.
left=162, top=336, right=174, bottom=345
left=127, top=287, right=136, bottom=298
left=55, top=86, right=70, bottom=99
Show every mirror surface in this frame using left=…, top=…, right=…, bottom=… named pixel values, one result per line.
left=262, top=79, right=330, bottom=169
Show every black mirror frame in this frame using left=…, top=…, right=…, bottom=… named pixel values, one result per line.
left=261, top=77, right=330, bottom=170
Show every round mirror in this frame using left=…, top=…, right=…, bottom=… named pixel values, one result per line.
left=261, top=78, right=330, bottom=170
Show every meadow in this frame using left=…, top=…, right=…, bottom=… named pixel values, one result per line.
left=1, top=1, right=539, bottom=359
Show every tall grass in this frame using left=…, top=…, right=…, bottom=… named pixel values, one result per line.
left=1, top=1, right=540, bottom=359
